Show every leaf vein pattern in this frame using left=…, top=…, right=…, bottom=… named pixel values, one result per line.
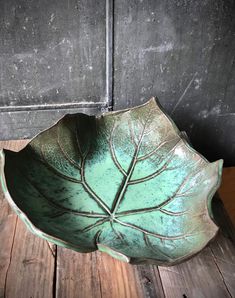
left=24, top=107, right=206, bottom=241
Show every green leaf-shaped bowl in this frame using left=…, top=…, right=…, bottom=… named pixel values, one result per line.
left=0, top=98, right=223, bottom=265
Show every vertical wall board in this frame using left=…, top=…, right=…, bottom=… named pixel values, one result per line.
left=0, top=0, right=106, bottom=107
left=0, top=0, right=108, bottom=140
left=113, top=0, right=235, bottom=165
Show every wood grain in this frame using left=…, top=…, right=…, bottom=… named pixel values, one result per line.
left=210, top=196, right=235, bottom=297
left=56, top=249, right=102, bottom=298
left=0, top=180, right=17, bottom=298
left=219, top=167, right=235, bottom=226
left=56, top=248, right=165, bottom=298
left=158, top=195, right=235, bottom=298
left=159, top=247, right=232, bottom=298
left=95, top=252, right=141, bottom=298
left=4, top=220, right=55, bottom=298
left=135, top=264, right=165, bottom=298
left=0, top=140, right=29, bottom=152
left=211, top=232, right=235, bottom=297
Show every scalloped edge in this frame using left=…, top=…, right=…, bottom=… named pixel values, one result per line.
left=0, top=98, right=224, bottom=265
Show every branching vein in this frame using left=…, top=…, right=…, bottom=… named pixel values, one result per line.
left=109, top=123, right=127, bottom=176
left=114, top=218, right=193, bottom=240
left=23, top=103, right=206, bottom=246
left=24, top=174, right=108, bottom=218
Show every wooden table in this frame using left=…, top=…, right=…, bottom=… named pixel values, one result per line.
left=0, top=141, right=234, bottom=298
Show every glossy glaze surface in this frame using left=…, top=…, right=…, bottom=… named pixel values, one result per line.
left=0, top=98, right=223, bottom=265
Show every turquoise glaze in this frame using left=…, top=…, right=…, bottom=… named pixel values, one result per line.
left=0, top=98, right=223, bottom=265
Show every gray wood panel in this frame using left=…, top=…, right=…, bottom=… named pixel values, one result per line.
left=0, top=0, right=106, bottom=107
left=0, top=104, right=106, bottom=140
left=0, top=0, right=109, bottom=140
left=113, top=0, right=235, bottom=165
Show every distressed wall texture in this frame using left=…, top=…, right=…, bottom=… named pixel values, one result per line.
left=0, top=0, right=108, bottom=139
left=0, top=0, right=235, bottom=165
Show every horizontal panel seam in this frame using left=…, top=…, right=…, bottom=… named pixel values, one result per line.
left=0, top=102, right=108, bottom=112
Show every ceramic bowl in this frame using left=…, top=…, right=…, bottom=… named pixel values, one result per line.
left=0, top=98, right=223, bottom=265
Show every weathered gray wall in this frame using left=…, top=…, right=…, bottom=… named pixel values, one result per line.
left=0, top=0, right=108, bottom=139
left=0, top=0, right=235, bottom=165
left=113, top=0, right=235, bottom=166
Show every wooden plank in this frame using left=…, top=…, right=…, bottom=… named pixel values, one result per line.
left=95, top=252, right=141, bottom=298
left=0, top=140, right=28, bottom=151
left=210, top=232, right=235, bottom=297
left=56, top=249, right=140, bottom=298
left=210, top=195, right=235, bottom=297
left=4, top=220, right=55, bottom=298
left=159, top=246, right=232, bottom=298
left=113, top=0, right=235, bottom=166
left=56, top=248, right=165, bottom=298
left=135, top=264, right=165, bottom=298
left=56, top=249, right=102, bottom=298
left=219, top=167, right=235, bottom=226
left=95, top=253, right=165, bottom=298
left=0, top=177, right=17, bottom=298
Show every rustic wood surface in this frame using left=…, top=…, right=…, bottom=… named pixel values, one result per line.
left=219, top=168, right=235, bottom=226
left=0, top=141, right=234, bottom=298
